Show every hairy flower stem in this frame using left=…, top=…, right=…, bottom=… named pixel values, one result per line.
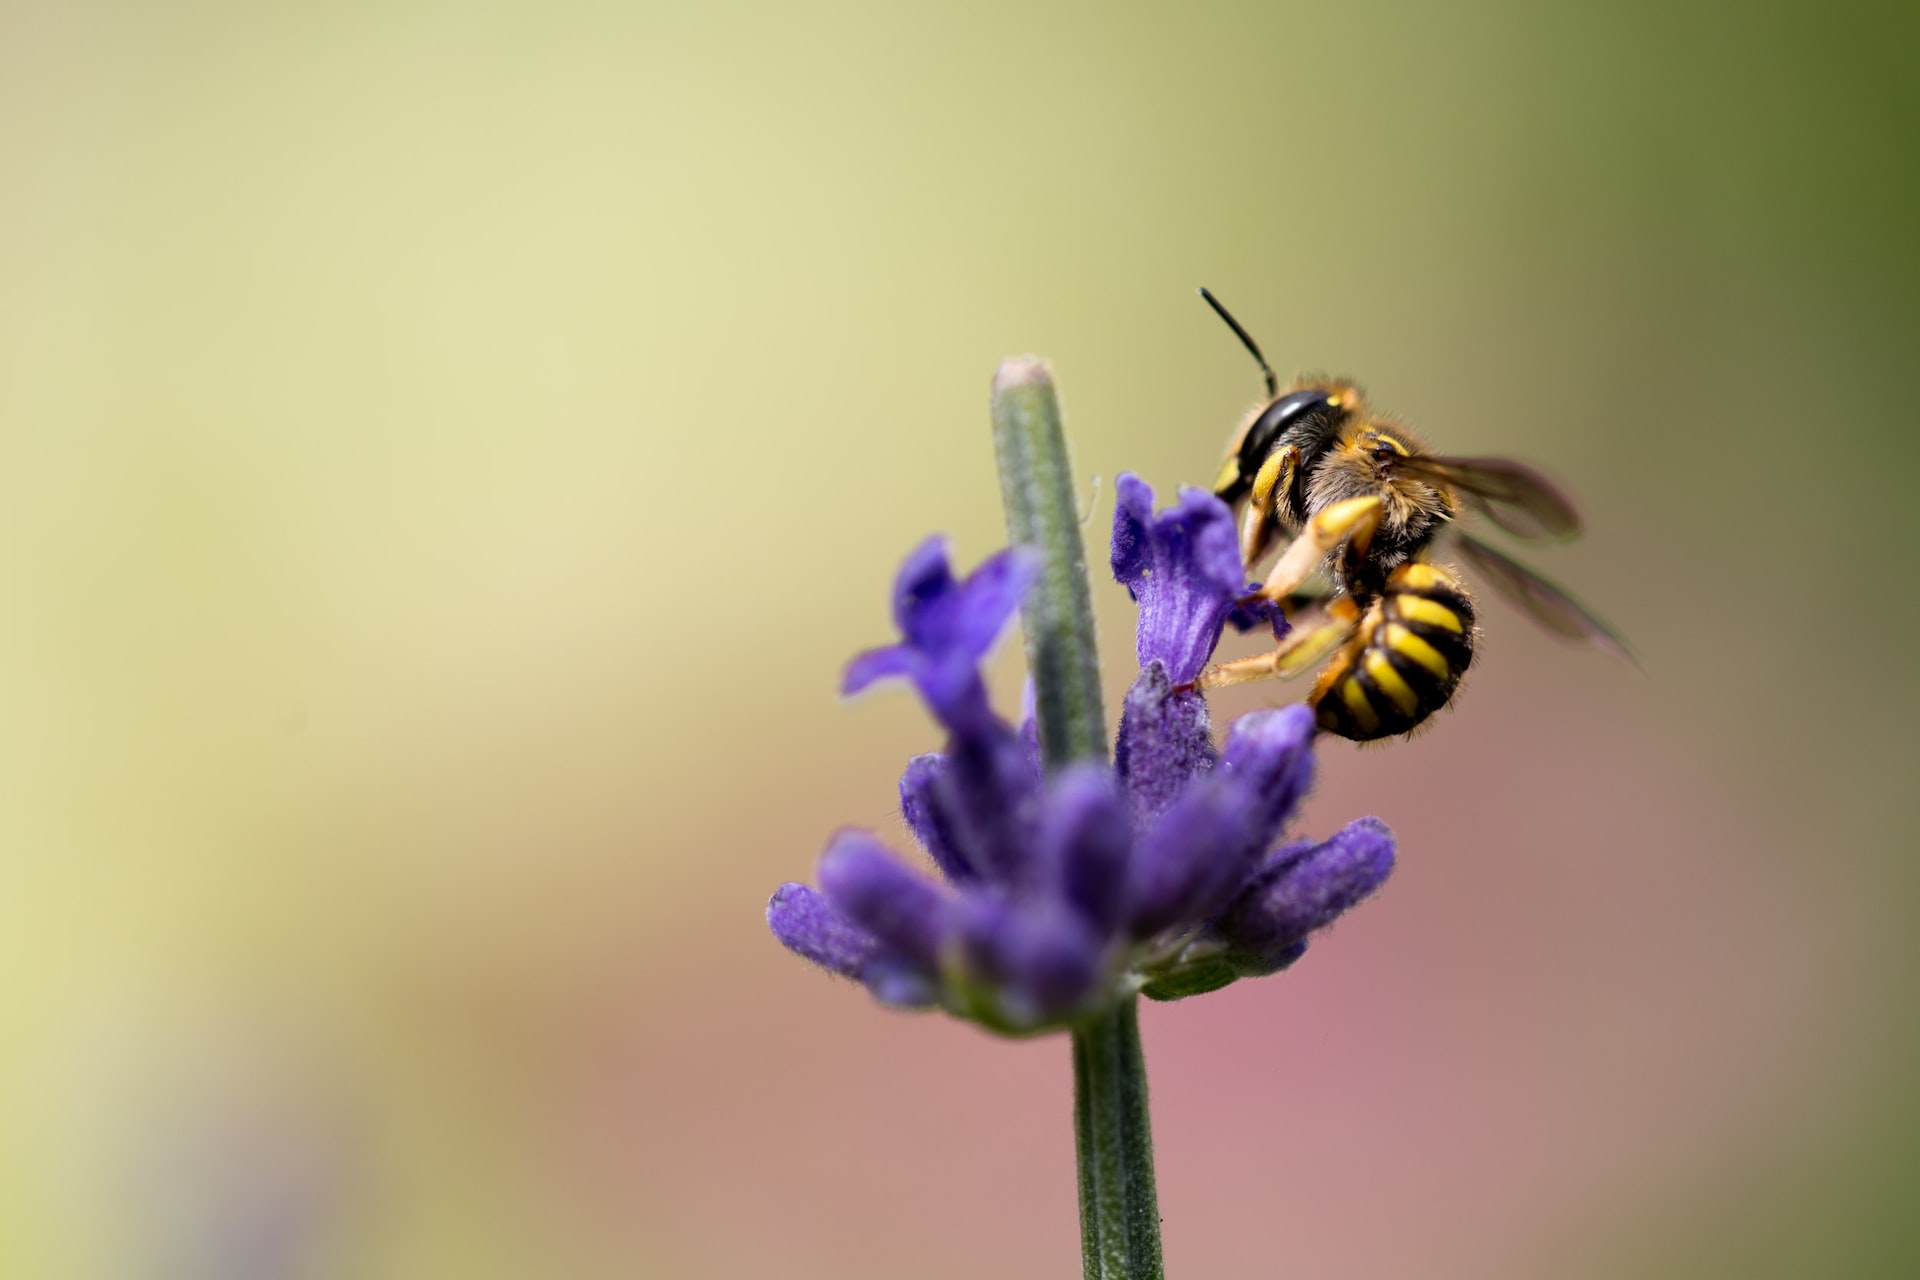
left=991, top=357, right=1108, bottom=767
left=991, top=358, right=1165, bottom=1280
left=1073, top=997, right=1164, bottom=1280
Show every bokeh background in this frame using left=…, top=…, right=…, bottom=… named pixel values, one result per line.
left=4, top=1, right=1917, bottom=1276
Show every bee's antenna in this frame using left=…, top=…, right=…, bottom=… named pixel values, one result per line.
left=1198, top=286, right=1277, bottom=400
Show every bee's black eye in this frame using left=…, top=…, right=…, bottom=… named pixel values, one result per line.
left=1237, top=390, right=1338, bottom=476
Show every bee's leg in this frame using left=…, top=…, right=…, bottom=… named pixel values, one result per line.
left=1254, top=495, right=1382, bottom=602
left=1277, top=582, right=1335, bottom=612
left=1239, top=446, right=1300, bottom=568
left=1187, top=599, right=1361, bottom=692
left=1239, top=505, right=1275, bottom=574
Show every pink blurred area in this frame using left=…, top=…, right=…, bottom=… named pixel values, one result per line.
left=527, top=635, right=1852, bottom=1280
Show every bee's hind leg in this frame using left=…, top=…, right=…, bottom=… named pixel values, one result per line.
left=1185, top=599, right=1361, bottom=693
left=1184, top=494, right=1381, bottom=695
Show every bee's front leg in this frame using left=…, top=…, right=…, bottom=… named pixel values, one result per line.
left=1253, top=495, right=1382, bottom=602
left=1238, top=445, right=1301, bottom=568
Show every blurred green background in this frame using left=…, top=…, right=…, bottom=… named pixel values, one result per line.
left=3, top=0, right=1917, bottom=1276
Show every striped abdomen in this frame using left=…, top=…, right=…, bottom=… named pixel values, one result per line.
left=1310, top=562, right=1476, bottom=741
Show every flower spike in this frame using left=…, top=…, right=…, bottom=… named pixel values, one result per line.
left=771, top=477, right=1395, bottom=1033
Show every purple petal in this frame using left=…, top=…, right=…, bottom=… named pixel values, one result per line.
left=1018, top=678, right=1042, bottom=776
left=891, top=538, right=1033, bottom=665
left=849, top=539, right=1035, bottom=734
left=1216, top=705, right=1317, bottom=837
left=1110, top=474, right=1249, bottom=684
left=861, top=957, right=943, bottom=1008
left=924, top=723, right=1043, bottom=887
left=1037, top=764, right=1132, bottom=936
left=842, top=639, right=994, bottom=735
left=842, top=644, right=916, bottom=697
left=817, top=829, right=955, bottom=971
left=1214, top=817, right=1395, bottom=968
left=958, top=894, right=1105, bottom=1029
left=1115, top=661, right=1218, bottom=824
left=1127, top=775, right=1267, bottom=940
left=890, top=535, right=961, bottom=639
left=1238, top=939, right=1309, bottom=978
left=1125, top=704, right=1318, bottom=940
left=767, top=882, right=880, bottom=980
left=1226, top=589, right=1288, bottom=638
left=898, top=753, right=975, bottom=883
left=947, top=547, right=1038, bottom=657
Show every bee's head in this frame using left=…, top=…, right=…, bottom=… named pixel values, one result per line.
left=1213, top=382, right=1358, bottom=502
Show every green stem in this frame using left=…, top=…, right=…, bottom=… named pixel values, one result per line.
left=1074, top=999, right=1164, bottom=1280
left=991, top=357, right=1107, bottom=768
left=990, top=358, right=1165, bottom=1280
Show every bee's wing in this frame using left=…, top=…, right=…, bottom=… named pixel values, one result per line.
left=1394, top=455, right=1581, bottom=541
left=1448, top=530, right=1637, bottom=665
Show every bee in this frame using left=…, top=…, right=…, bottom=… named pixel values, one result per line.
left=1188, top=287, right=1629, bottom=740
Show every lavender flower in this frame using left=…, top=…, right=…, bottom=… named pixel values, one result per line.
left=768, top=474, right=1394, bottom=1033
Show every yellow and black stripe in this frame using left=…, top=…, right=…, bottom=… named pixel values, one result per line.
left=1310, top=562, right=1476, bottom=741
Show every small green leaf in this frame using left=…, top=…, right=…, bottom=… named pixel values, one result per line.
left=1141, top=959, right=1241, bottom=1002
